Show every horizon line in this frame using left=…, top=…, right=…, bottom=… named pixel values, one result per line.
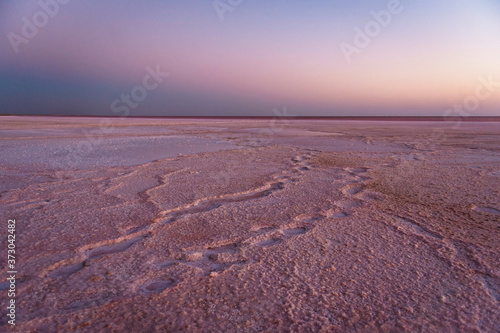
left=1, top=114, right=500, bottom=122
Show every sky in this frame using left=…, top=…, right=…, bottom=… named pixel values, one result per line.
left=0, top=0, right=499, bottom=117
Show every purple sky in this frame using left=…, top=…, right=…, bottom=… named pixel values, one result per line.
left=1, top=0, right=499, bottom=116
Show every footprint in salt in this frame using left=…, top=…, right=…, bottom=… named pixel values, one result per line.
left=141, top=279, right=176, bottom=294
left=256, top=238, right=282, bottom=248
left=341, top=184, right=364, bottom=195
left=283, top=227, right=307, bottom=237
left=472, top=206, right=500, bottom=216
left=87, top=237, right=145, bottom=260
left=50, top=262, right=85, bottom=278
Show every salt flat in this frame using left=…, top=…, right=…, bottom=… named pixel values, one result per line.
left=1, top=116, right=499, bottom=332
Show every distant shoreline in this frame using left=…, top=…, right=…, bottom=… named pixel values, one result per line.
left=1, top=114, right=499, bottom=122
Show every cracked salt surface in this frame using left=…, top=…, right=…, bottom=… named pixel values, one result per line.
left=2, top=117, right=500, bottom=332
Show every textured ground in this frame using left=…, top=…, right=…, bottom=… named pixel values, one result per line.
left=1, top=117, right=499, bottom=332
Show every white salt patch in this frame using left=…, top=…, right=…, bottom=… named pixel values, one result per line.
left=1, top=134, right=239, bottom=171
